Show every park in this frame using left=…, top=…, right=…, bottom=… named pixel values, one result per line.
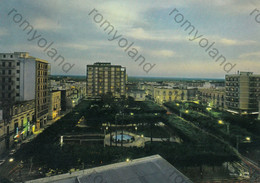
left=1, top=94, right=258, bottom=182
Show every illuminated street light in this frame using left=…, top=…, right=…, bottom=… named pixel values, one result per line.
left=245, top=137, right=251, bottom=142
left=106, top=126, right=108, bottom=130
left=9, top=158, right=14, bottom=163
left=237, top=136, right=252, bottom=151
left=218, top=120, right=229, bottom=134
left=218, top=120, right=223, bottom=124
left=185, top=110, right=189, bottom=114
left=130, top=112, right=134, bottom=116
left=141, top=134, right=144, bottom=138
left=154, top=113, right=158, bottom=116
left=126, top=158, right=130, bottom=162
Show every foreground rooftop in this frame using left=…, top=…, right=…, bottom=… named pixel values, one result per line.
left=25, top=155, right=193, bottom=183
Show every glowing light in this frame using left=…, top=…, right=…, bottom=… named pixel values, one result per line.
left=245, top=137, right=251, bottom=141
left=9, top=158, right=14, bottom=162
left=218, top=120, right=223, bottom=125
left=126, top=158, right=130, bottom=162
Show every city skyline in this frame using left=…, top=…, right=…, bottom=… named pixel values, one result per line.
left=0, top=1, right=260, bottom=182
left=0, top=0, right=260, bottom=78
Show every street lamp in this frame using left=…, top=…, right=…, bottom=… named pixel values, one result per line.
left=104, top=127, right=109, bottom=135
left=104, top=127, right=108, bottom=147
left=218, top=120, right=223, bottom=124
left=236, top=136, right=251, bottom=151
left=9, top=158, right=14, bottom=163
left=218, top=120, right=229, bottom=134
left=135, top=126, right=138, bottom=133
left=245, top=137, right=251, bottom=142
left=179, top=103, right=188, bottom=117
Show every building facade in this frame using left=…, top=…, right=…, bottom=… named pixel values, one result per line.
left=0, top=100, right=34, bottom=155
left=198, top=88, right=225, bottom=109
left=48, top=91, right=61, bottom=120
left=225, top=71, right=260, bottom=114
left=86, top=62, right=126, bottom=98
left=127, top=89, right=146, bottom=101
left=0, top=52, right=49, bottom=131
left=153, top=87, right=197, bottom=104
left=35, top=58, right=50, bottom=129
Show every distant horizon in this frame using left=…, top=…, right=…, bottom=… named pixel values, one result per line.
left=50, top=74, right=225, bottom=81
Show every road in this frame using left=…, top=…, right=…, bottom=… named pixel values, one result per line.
left=163, top=104, right=260, bottom=181
left=0, top=112, right=69, bottom=181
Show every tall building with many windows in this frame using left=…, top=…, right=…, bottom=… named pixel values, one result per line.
left=86, top=62, right=126, bottom=98
left=0, top=52, right=49, bottom=130
left=225, top=71, right=260, bottom=114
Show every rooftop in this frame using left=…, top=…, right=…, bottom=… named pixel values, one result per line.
left=25, top=155, right=193, bottom=183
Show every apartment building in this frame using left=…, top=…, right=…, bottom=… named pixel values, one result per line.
left=198, top=88, right=225, bottom=109
left=225, top=71, right=260, bottom=114
left=35, top=58, right=50, bottom=129
left=0, top=52, right=49, bottom=129
left=154, top=87, right=197, bottom=104
left=86, top=62, right=126, bottom=98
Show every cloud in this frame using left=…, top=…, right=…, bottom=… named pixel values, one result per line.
left=239, top=52, right=260, bottom=59
left=0, top=28, right=8, bottom=36
left=125, top=28, right=185, bottom=42
left=149, top=50, right=177, bottom=58
left=231, top=59, right=260, bottom=73
left=31, top=17, right=62, bottom=31
left=60, top=43, right=89, bottom=50
left=219, top=38, right=257, bottom=46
